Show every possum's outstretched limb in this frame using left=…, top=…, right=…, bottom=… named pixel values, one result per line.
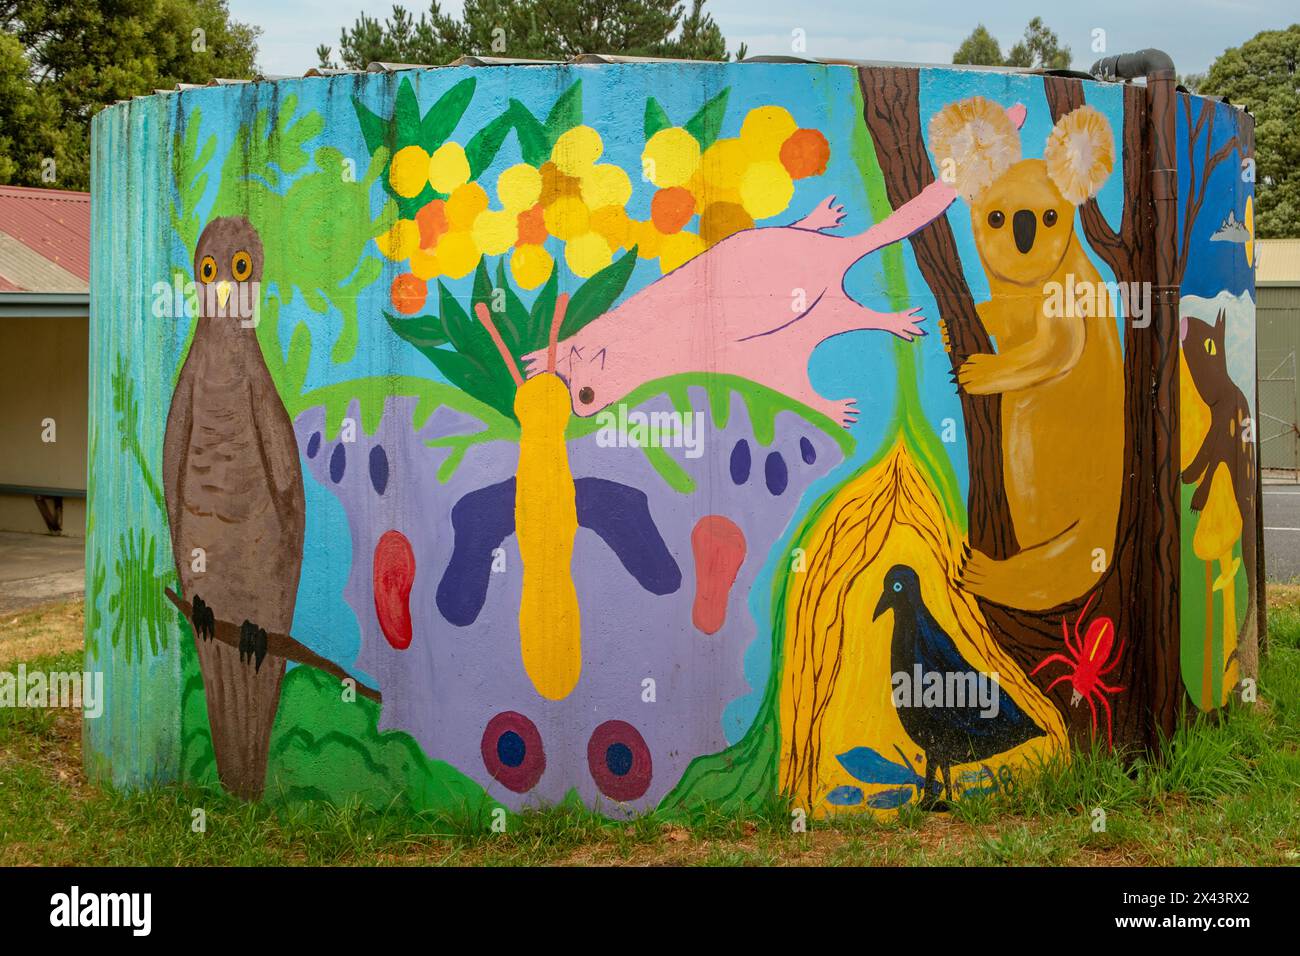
left=791, top=195, right=846, bottom=232
left=842, top=102, right=1028, bottom=269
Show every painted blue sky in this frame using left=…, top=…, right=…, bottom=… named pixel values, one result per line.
left=229, top=0, right=1296, bottom=78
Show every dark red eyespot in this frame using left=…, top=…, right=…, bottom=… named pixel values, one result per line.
left=1043, top=209, right=1059, bottom=227
left=578, top=386, right=595, bottom=405
left=587, top=720, right=652, bottom=802
left=481, top=712, right=545, bottom=793
left=987, top=210, right=1005, bottom=228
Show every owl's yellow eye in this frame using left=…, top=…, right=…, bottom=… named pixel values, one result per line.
left=199, top=255, right=217, bottom=283
left=231, top=251, right=252, bottom=282
left=1205, top=340, right=1216, bottom=356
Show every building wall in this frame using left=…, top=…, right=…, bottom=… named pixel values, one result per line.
left=85, top=64, right=1252, bottom=816
left=1257, top=285, right=1300, bottom=472
left=0, top=315, right=88, bottom=536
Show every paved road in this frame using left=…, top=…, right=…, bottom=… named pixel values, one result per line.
left=0, top=531, right=85, bottom=615
left=1264, top=485, right=1300, bottom=582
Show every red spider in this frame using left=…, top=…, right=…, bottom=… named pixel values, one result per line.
left=1031, top=591, right=1126, bottom=748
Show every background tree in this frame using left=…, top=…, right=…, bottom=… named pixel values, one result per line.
left=952, top=25, right=1003, bottom=66
left=954, top=17, right=1071, bottom=70
left=319, top=0, right=739, bottom=69
left=0, top=0, right=260, bottom=191
left=1200, top=24, right=1299, bottom=238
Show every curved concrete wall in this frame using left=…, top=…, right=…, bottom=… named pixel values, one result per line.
left=85, top=62, right=1256, bottom=816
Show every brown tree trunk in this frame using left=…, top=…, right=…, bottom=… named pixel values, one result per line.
left=858, top=68, right=1184, bottom=752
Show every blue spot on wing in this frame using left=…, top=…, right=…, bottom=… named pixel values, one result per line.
left=730, top=440, right=751, bottom=484
left=867, top=787, right=914, bottom=809
left=575, top=477, right=681, bottom=595
left=369, top=444, right=389, bottom=495
left=436, top=478, right=515, bottom=626
left=836, top=746, right=925, bottom=787
left=764, top=451, right=787, bottom=495
left=825, top=785, right=864, bottom=806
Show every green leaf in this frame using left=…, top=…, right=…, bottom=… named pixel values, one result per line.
left=352, top=96, right=389, bottom=155
left=509, top=100, right=551, bottom=167
left=526, top=262, right=559, bottom=352
left=560, top=248, right=638, bottom=341
left=438, top=276, right=514, bottom=380
left=383, top=311, right=450, bottom=350
left=684, top=88, right=730, bottom=150
left=416, top=345, right=510, bottom=418
left=419, top=77, right=476, bottom=149
left=393, top=78, right=422, bottom=147
left=465, top=108, right=517, bottom=180
left=645, top=98, right=672, bottom=139
left=494, top=259, right=533, bottom=357
left=544, top=80, right=583, bottom=146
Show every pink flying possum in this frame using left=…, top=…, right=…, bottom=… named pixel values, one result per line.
left=524, top=103, right=1027, bottom=427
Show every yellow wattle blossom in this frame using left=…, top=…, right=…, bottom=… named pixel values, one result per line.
left=658, top=230, right=704, bottom=273
left=510, top=243, right=554, bottom=290
left=436, top=230, right=480, bottom=279
left=428, top=142, right=470, bottom=194
left=589, top=205, right=632, bottom=250
left=445, top=182, right=489, bottom=229
left=377, top=218, right=420, bottom=261
left=628, top=219, right=664, bottom=259
left=551, top=125, right=603, bottom=176
left=740, top=105, right=797, bottom=160
left=739, top=161, right=795, bottom=220
left=700, top=201, right=753, bottom=247
left=390, top=145, right=432, bottom=198
left=408, top=247, right=441, bottom=281
left=472, top=209, right=519, bottom=256
left=643, top=127, right=701, bottom=189
left=699, top=137, right=748, bottom=190
left=565, top=231, right=614, bottom=278
left=497, top=163, right=543, bottom=212
left=543, top=195, right=591, bottom=241
left=580, top=164, right=633, bottom=210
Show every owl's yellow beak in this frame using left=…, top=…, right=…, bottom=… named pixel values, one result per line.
left=216, top=281, right=231, bottom=309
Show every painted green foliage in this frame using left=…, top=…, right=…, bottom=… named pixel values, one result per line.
left=387, top=251, right=638, bottom=422
left=366, top=76, right=642, bottom=423
left=173, top=94, right=388, bottom=377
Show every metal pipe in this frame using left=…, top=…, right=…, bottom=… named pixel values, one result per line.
left=1090, top=49, right=1176, bottom=81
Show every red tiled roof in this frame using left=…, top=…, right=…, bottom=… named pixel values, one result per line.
left=0, top=185, right=90, bottom=292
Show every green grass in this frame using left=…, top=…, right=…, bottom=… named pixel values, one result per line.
left=2, top=612, right=1299, bottom=866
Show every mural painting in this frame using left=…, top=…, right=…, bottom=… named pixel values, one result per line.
left=85, top=62, right=1256, bottom=819
left=1177, top=95, right=1258, bottom=712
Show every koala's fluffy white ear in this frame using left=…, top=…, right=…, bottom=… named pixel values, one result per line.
left=1045, top=105, right=1116, bottom=204
left=928, top=97, right=1021, bottom=201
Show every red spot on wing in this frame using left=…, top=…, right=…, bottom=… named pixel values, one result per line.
left=690, top=515, right=746, bottom=635
left=374, top=530, right=416, bottom=649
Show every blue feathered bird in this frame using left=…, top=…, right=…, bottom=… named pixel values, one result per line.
left=873, top=564, right=1044, bottom=807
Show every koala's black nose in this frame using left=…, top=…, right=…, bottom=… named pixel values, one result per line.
left=1012, top=210, right=1036, bottom=254
left=1008, top=210, right=1040, bottom=254
left=578, top=386, right=595, bottom=405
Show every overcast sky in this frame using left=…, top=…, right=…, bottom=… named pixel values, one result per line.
left=228, top=0, right=1295, bottom=77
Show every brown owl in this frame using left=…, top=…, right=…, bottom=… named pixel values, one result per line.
left=162, top=216, right=306, bottom=800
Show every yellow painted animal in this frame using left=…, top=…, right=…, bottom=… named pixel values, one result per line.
left=929, top=99, right=1124, bottom=610
left=477, top=297, right=582, bottom=700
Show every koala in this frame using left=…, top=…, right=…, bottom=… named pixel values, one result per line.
left=930, top=98, right=1124, bottom=611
